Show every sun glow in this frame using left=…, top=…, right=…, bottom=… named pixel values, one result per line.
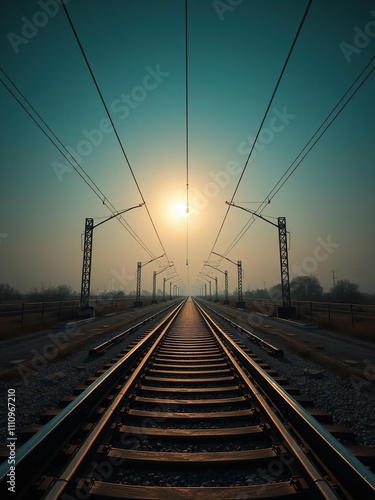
left=172, top=203, right=188, bottom=219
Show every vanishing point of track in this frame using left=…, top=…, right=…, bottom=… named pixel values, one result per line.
left=1, top=298, right=374, bottom=499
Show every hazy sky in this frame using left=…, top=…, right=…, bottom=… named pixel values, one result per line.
left=0, top=0, right=374, bottom=297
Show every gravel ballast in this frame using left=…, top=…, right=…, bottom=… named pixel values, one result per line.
left=1, top=310, right=374, bottom=450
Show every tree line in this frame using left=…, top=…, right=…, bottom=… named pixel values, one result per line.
left=243, top=276, right=374, bottom=304
left=0, top=276, right=374, bottom=304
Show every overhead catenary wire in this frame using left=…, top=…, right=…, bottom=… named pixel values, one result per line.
left=207, top=0, right=312, bottom=263
left=61, top=0, right=170, bottom=265
left=185, top=0, right=190, bottom=287
left=203, top=0, right=312, bottom=270
left=0, top=69, right=159, bottom=260
left=222, top=55, right=375, bottom=257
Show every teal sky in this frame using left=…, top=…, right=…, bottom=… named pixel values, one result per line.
left=0, top=0, right=374, bottom=297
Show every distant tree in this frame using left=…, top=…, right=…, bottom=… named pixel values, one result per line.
left=28, top=283, right=74, bottom=301
left=330, top=279, right=362, bottom=303
left=0, top=283, right=22, bottom=301
left=290, top=276, right=323, bottom=301
left=269, top=283, right=282, bottom=299
left=253, top=288, right=270, bottom=299
left=243, top=289, right=254, bottom=299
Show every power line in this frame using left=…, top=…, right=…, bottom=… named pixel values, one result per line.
left=207, top=0, right=312, bottom=262
left=0, top=69, right=159, bottom=259
left=185, top=0, right=190, bottom=287
left=223, top=56, right=375, bottom=256
left=61, top=0, right=170, bottom=263
left=203, top=0, right=312, bottom=270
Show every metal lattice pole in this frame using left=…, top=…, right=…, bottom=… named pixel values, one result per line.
left=213, top=276, right=218, bottom=301
left=278, top=217, right=291, bottom=308
left=224, top=271, right=229, bottom=304
left=152, top=271, right=157, bottom=303
left=162, top=278, right=166, bottom=301
left=135, top=262, right=142, bottom=306
left=80, top=218, right=94, bottom=309
left=237, top=260, right=243, bottom=305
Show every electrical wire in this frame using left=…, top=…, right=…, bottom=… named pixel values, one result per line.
left=0, top=70, right=159, bottom=259
left=206, top=0, right=312, bottom=263
left=185, top=0, right=190, bottom=291
left=61, top=0, right=170, bottom=265
left=222, top=56, right=375, bottom=256
left=202, top=0, right=312, bottom=274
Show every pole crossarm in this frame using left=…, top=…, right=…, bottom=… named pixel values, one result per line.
left=93, top=203, right=144, bottom=229
left=135, top=254, right=164, bottom=306
left=226, top=201, right=293, bottom=311
left=204, top=263, right=228, bottom=301
left=152, top=263, right=173, bottom=303
left=212, top=250, right=237, bottom=267
left=210, top=252, right=243, bottom=306
left=225, top=201, right=278, bottom=228
left=163, top=273, right=178, bottom=300
left=169, top=278, right=182, bottom=299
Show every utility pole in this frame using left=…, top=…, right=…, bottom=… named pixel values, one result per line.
left=170, top=278, right=182, bottom=299
left=226, top=202, right=294, bottom=318
left=199, top=274, right=212, bottom=301
left=331, top=270, right=337, bottom=288
left=163, top=273, right=177, bottom=301
left=152, top=263, right=173, bottom=303
left=200, top=272, right=218, bottom=302
left=134, top=254, right=164, bottom=307
left=212, top=252, right=245, bottom=308
left=205, top=263, right=228, bottom=304
left=80, top=204, right=143, bottom=314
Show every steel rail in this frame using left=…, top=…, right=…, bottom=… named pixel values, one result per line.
left=193, top=298, right=375, bottom=499
left=89, top=299, right=181, bottom=355
left=196, top=298, right=283, bottom=357
left=194, top=299, right=336, bottom=499
left=0, top=299, right=187, bottom=498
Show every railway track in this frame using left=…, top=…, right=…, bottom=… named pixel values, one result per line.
left=1, top=298, right=374, bottom=499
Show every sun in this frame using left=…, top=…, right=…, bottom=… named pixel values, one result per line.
left=172, top=203, right=188, bottom=219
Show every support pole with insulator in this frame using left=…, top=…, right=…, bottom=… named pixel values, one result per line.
left=226, top=202, right=295, bottom=318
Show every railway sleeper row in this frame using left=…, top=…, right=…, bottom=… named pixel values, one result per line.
left=1, top=298, right=374, bottom=499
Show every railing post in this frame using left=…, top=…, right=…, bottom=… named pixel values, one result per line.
left=21, top=303, right=24, bottom=326
left=350, top=304, right=354, bottom=325
left=41, top=302, right=45, bottom=323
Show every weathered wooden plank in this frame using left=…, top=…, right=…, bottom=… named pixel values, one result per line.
left=89, top=482, right=299, bottom=499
